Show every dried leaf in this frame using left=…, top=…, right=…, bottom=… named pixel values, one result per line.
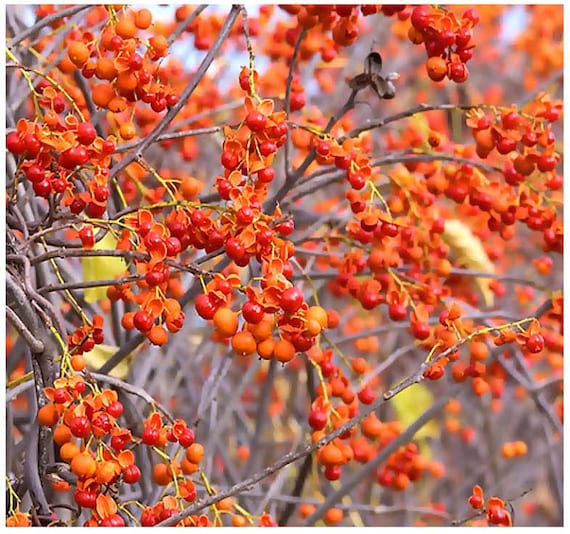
left=81, top=232, right=127, bottom=303
left=441, top=219, right=495, bottom=307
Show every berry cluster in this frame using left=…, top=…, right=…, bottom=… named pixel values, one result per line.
left=63, top=7, right=178, bottom=118
left=468, top=485, right=513, bottom=527
left=307, top=347, right=439, bottom=489
left=36, top=364, right=214, bottom=527
left=408, top=6, right=479, bottom=82
left=7, top=114, right=115, bottom=213
left=467, top=97, right=563, bottom=252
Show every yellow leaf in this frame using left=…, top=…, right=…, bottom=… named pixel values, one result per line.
left=83, top=344, right=136, bottom=380
left=390, top=383, right=439, bottom=458
left=441, top=219, right=495, bottom=307
left=81, top=232, right=126, bottom=303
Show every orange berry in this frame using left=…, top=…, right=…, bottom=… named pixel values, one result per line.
left=58, top=54, right=76, bottom=74
left=428, top=460, right=445, bottom=478
left=67, top=41, right=90, bottom=68
left=149, top=34, right=168, bottom=55
left=248, top=316, right=273, bottom=340
left=38, top=403, right=59, bottom=427
left=323, top=507, right=343, bottom=526
left=95, top=57, right=118, bottom=81
left=215, top=497, right=233, bottom=511
left=152, top=463, right=173, bottom=486
left=306, top=305, right=328, bottom=330
left=115, top=71, right=138, bottom=94
left=119, top=122, right=136, bottom=140
left=115, top=17, right=137, bottom=39
left=92, top=83, right=116, bottom=108
left=147, top=325, right=168, bottom=346
left=326, top=309, right=340, bottom=328
left=513, top=440, right=528, bottom=456
left=186, top=443, right=204, bottom=464
left=426, top=56, right=448, bottom=82
left=53, top=424, right=72, bottom=445
left=180, top=176, right=203, bottom=199
left=472, top=377, right=490, bottom=396
left=213, top=307, right=239, bottom=337
left=71, top=354, right=86, bottom=372
left=96, top=461, right=119, bottom=484
left=473, top=129, right=495, bottom=151
left=59, top=441, right=80, bottom=463
left=318, top=443, right=344, bottom=466
left=360, top=413, right=383, bottom=438
left=305, top=319, right=323, bottom=336
left=108, top=95, right=128, bottom=113
left=236, top=444, right=250, bottom=461
left=501, top=442, right=516, bottom=459
left=71, top=452, right=97, bottom=478
left=231, top=331, right=257, bottom=356
left=435, top=258, right=452, bottom=276
left=121, top=312, right=135, bottom=330
left=256, top=337, right=276, bottom=360
left=134, top=8, right=152, bottom=29
left=273, top=338, right=296, bottom=363
left=180, top=455, right=199, bottom=475
left=470, top=341, right=489, bottom=361
left=392, top=472, right=410, bottom=490
left=299, top=503, right=316, bottom=519
left=232, top=515, right=248, bottom=527
left=351, top=357, right=368, bottom=375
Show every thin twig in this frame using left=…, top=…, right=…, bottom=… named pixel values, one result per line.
left=7, top=5, right=91, bottom=47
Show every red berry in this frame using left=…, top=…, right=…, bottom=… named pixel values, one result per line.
left=357, top=386, right=376, bottom=405
left=221, top=150, right=239, bottom=170
left=449, top=62, right=468, bottom=83
left=6, top=132, right=26, bottom=154
left=388, top=303, right=407, bottom=321
left=225, top=237, right=245, bottom=261
left=123, top=464, right=141, bottom=484
left=257, top=167, right=275, bottom=183
left=502, top=111, right=521, bottom=130
left=70, top=416, right=91, bottom=438
left=537, top=154, right=557, bottom=172
left=23, top=134, right=41, bottom=158
left=324, top=465, right=342, bottom=481
left=245, top=110, right=267, bottom=132
left=280, top=287, right=304, bottom=314
left=463, top=8, right=480, bottom=26
left=526, top=334, right=544, bottom=353
left=276, top=220, right=294, bottom=236
left=133, top=310, right=154, bottom=332
left=316, top=140, right=331, bottom=156
left=348, top=172, right=366, bottom=190
left=74, top=490, right=97, bottom=508
left=178, top=428, right=195, bottom=447
left=77, top=122, right=97, bottom=145
left=141, top=425, right=160, bottom=446
left=242, top=301, right=264, bottom=324
left=308, top=409, right=327, bottom=430
left=259, top=141, right=277, bottom=156
left=106, top=401, right=124, bottom=418
left=411, top=321, right=431, bottom=340
left=468, top=494, right=484, bottom=509
left=236, top=207, right=254, bottom=225
left=289, top=91, right=305, bottom=111
left=195, top=293, right=217, bottom=320
left=411, top=5, right=431, bottom=30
